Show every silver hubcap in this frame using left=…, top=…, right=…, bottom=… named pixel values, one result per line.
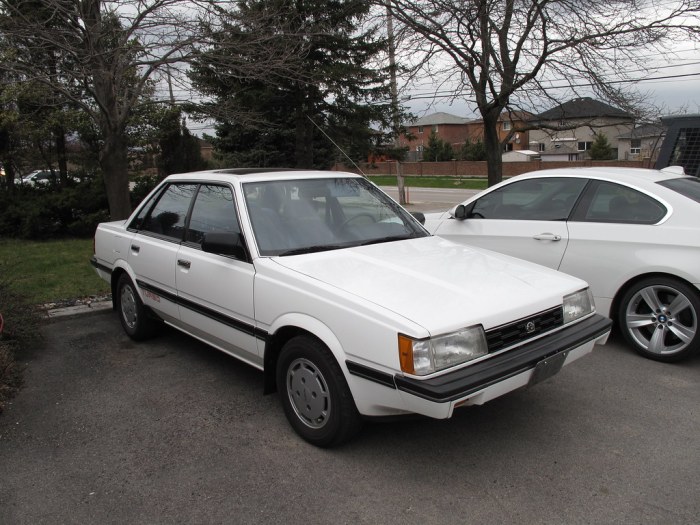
left=120, top=284, right=138, bottom=330
left=286, top=358, right=330, bottom=429
left=625, top=285, right=697, bottom=356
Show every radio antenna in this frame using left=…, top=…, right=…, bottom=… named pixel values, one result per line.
left=306, top=115, right=366, bottom=176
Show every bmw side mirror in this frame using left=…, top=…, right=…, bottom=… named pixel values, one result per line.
left=454, top=204, right=468, bottom=220
left=411, top=211, right=425, bottom=225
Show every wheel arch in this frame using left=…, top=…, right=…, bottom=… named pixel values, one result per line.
left=610, top=271, right=700, bottom=324
left=262, top=314, right=346, bottom=395
left=109, top=263, right=133, bottom=310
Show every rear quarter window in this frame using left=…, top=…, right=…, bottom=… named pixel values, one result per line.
left=657, top=177, right=700, bottom=204
left=576, top=181, right=667, bottom=224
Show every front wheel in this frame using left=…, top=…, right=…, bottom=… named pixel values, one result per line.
left=276, top=335, right=362, bottom=447
left=116, top=273, right=158, bottom=340
left=618, top=277, right=700, bottom=362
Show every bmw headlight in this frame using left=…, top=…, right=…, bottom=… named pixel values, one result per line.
left=563, top=288, right=595, bottom=324
left=398, top=326, right=488, bottom=376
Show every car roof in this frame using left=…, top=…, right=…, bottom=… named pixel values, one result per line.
left=513, top=166, right=687, bottom=187
left=164, top=168, right=362, bottom=184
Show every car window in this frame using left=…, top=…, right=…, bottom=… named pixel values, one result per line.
left=141, top=183, right=197, bottom=239
left=576, top=181, right=667, bottom=224
left=243, top=177, right=427, bottom=256
left=657, top=177, right=700, bottom=204
left=185, top=184, right=240, bottom=244
left=469, top=177, right=588, bottom=220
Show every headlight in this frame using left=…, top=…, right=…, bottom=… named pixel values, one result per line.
left=398, top=326, right=488, bottom=376
left=563, top=288, right=594, bottom=324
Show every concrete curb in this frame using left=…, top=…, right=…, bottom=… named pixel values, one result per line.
left=46, top=300, right=113, bottom=319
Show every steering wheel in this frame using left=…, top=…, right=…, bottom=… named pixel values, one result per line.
left=337, top=213, right=376, bottom=231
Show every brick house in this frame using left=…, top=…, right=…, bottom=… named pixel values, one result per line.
left=399, top=111, right=530, bottom=161
left=528, top=97, right=634, bottom=161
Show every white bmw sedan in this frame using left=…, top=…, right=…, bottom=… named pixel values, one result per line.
left=92, top=169, right=610, bottom=446
left=424, top=167, right=700, bottom=362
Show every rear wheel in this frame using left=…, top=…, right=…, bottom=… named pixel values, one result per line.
left=618, top=277, right=700, bottom=362
left=116, top=273, right=158, bottom=340
left=276, top=335, right=362, bottom=447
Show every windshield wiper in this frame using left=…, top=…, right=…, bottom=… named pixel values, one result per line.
left=278, top=244, right=349, bottom=256
left=358, top=234, right=417, bottom=247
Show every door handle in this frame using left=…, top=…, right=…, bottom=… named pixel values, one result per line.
left=177, top=259, right=191, bottom=269
left=131, top=244, right=140, bottom=253
left=533, top=233, right=561, bottom=241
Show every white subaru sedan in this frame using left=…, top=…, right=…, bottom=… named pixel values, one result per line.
left=424, top=167, right=700, bottom=363
left=92, top=169, right=610, bottom=446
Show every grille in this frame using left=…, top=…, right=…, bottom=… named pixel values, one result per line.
left=485, top=306, right=563, bottom=353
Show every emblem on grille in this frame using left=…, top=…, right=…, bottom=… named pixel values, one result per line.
left=525, top=321, right=536, bottom=334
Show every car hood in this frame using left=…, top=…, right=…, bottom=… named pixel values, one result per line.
left=272, top=236, right=588, bottom=334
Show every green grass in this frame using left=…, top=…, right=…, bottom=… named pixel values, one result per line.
left=0, top=238, right=110, bottom=305
left=367, top=175, right=488, bottom=190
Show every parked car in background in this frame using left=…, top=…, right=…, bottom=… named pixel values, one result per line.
left=19, top=170, right=56, bottom=186
left=424, top=167, right=700, bottom=362
left=92, top=169, right=610, bottom=446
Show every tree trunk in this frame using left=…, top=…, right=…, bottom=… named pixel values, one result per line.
left=294, top=114, right=313, bottom=168
left=100, top=130, right=132, bottom=220
left=54, top=127, right=69, bottom=186
left=396, top=161, right=406, bottom=204
left=482, top=111, right=504, bottom=187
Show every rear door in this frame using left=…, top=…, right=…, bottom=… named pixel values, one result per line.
left=127, top=183, right=197, bottom=322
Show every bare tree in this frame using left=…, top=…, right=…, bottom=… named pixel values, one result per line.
left=0, top=0, right=304, bottom=219
left=379, top=0, right=700, bottom=186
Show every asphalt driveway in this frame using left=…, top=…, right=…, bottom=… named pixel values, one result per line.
left=1, top=310, right=699, bottom=524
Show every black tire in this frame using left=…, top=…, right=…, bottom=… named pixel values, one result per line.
left=276, top=335, right=362, bottom=447
left=116, top=273, right=158, bottom=341
left=618, top=276, right=700, bottom=362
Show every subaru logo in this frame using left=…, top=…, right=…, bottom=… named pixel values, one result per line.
left=526, top=321, right=536, bottom=334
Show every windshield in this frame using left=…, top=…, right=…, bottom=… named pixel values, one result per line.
left=243, top=177, right=428, bottom=256
left=657, top=177, right=700, bottom=204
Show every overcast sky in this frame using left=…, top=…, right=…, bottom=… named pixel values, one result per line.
left=401, top=46, right=700, bottom=120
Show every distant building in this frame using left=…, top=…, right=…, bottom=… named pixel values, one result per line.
left=529, top=97, right=634, bottom=160
left=399, top=111, right=530, bottom=161
left=502, top=149, right=540, bottom=162
left=617, top=123, right=665, bottom=164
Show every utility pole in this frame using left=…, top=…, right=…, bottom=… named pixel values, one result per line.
left=386, top=7, right=406, bottom=204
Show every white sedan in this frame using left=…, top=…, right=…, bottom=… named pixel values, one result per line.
left=424, top=167, right=700, bottom=362
left=92, top=169, right=610, bottom=446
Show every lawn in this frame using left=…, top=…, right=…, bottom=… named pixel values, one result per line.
left=367, top=175, right=488, bottom=190
left=0, top=238, right=110, bottom=305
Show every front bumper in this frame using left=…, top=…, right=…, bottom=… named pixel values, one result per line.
left=348, top=313, right=611, bottom=419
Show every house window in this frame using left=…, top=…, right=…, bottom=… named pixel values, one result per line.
left=538, top=143, right=546, bottom=152
left=418, top=126, right=424, bottom=134
left=503, top=143, right=514, bottom=152
left=502, top=121, right=512, bottom=131
left=630, top=139, right=641, bottom=154
left=578, top=141, right=593, bottom=151
left=417, top=145, right=424, bottom=153
left=432, top=125, right=438, bottom=133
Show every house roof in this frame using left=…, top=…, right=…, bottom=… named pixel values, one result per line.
left=618, top=123, right=666, bottom=140
left=536, top=97, right=633, bottom=121
left=408, top=112, right=470, bottom=126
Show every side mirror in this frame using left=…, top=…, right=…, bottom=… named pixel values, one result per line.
left=411, top=211, right=426, bottom=225
left=454, top=204, right=468, bottom=220
left=202, top=232, right=249, bottom=261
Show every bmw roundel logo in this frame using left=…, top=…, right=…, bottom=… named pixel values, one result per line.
left=526, top=321, right=536, bottom=334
